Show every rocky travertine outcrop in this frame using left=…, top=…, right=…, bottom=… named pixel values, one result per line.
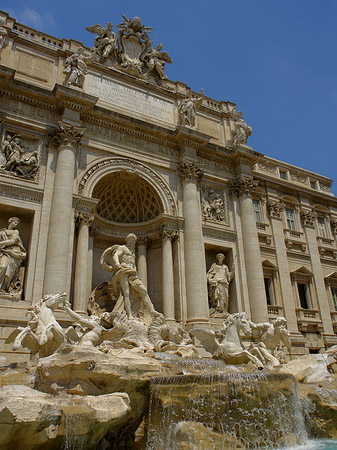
left=279, top=354, right=335, bottom=384
left=0, top=384, right=131, bottom=450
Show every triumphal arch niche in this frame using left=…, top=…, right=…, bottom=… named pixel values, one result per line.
left=0, top=9, right=337, bottom=361
left=78, top=157, right=179, bottom=317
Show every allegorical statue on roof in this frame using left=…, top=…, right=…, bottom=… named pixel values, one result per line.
left=178, top=89, right=204, bottom=128
left=85, top=15, right=172, bottom=85
left=228, top=108, right=252, bottom=148
left=85, top=22, right=117, bottom=61
left=63, top=47, right=94, bottom=88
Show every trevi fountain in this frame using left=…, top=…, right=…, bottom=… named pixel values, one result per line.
left=0, top=11, right=336, bottom=450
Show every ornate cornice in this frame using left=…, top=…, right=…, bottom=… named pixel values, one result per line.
left=300, top=210, right=317, bottom=227
left=72, top=195, right=99, bottom=215
left=49, top=121, right=85, bottom=148
left=178, top=161, right=204, bottom=182
left=267, top=200, right=285, bottom=219
left=229, top=176, right=258, bottom=197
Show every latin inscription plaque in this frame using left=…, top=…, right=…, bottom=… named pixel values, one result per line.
left=85, top=75, right=174, bottom=124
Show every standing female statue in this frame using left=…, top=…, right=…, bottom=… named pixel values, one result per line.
left=0, top=217, right=26, bottom=292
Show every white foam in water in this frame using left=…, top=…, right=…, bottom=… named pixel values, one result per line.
left=146, top=372, right=310, bottom=450
left=272, top=440, right=337, bottom=450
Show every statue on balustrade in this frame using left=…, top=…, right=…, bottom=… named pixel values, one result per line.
left=0, top=217, right=26, bottom=295
left=178, top=89, right=204, bottom=127
left=0, top=18, right=7, bottom=56
left=0, top=134, right=39, bottom=179
left=100, top=233, right=157, bottom=324
left=63, top=47, right=94, bottom=88
left=207, top=253, right=235, bottom=315
left=143, top=43, right=172, bottom=82
left=229, top=109, right=252, bottom=148
left=85, top=22, right=117, bottom=61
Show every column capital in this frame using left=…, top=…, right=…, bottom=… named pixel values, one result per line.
left=74, top=211, right=95, bottom=225
left=267, top=200, right=285, bottom=219
left=159, top=227, right=178, bottom=241
left=137, top=237, right=152, bottom=247
left=229, top=176, right=258, bottom=197
left=178, top=161, right=204, bottom=182
left=49, top=121, right=85, bottom=148
left=300, top=209, right=317, bottom=227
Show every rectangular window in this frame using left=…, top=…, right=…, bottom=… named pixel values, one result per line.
left=317, top=217, right=327, bottom=238
left=298, top=283, right=310, bottom=309
left=331, top=287, right=337, bottom=311
left=285, top=208, right=296, bottom=230
left=279, top=170, right=287, bottom=180
left=310, top=180, right=317, bottom=190
left=264, top=278, right=274, bottom=305
left=253, top=199, right=262, bottom=223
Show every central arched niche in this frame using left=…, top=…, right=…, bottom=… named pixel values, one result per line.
left=92, top=170, right=163, bottom=223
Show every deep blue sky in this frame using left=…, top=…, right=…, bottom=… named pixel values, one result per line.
left=2, top=1, right=337, bottom=194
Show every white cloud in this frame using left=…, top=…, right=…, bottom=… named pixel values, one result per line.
left=9, top=8, right=56, bottom=30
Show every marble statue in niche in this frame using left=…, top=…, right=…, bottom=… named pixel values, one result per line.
left=202, top=188, right=226, bottom=222
left=178, top=89, right=204, bottom=127
left=100, top=233, right=157, bottom=324
left=207, top=253, right=235, bottom=315
left=0, top=133, right=39, bottom=180
left=0, top=217, right=26, bottom=296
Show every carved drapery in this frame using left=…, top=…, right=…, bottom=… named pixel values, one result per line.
left=267, top=200, right=285, bottom=219
left=178, top=161, right=204, bottom=183
left=229, top=176, right=258, bottom=197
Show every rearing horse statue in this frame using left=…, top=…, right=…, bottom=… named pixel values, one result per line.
left=190, top=312, right=264, bottom=369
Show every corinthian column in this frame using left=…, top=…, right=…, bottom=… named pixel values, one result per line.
left=160, top=228, right=177, bottom=322
left=73, top=212, right=94, bottom=313
left=43, top=121, right=85, bottom=295
left=230, top=177, right=268, bottom=323
left=179, top=161, right=209, bottom=325
left=137, top=238, right=150, bottom=289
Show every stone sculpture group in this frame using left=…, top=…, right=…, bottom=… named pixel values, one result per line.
left=5, top=231, right=290, bottom=369
left=0, top=133, right=39, bottom=179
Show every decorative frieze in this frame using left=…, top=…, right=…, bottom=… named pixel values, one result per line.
left=178, top=161, right=204, bottom=182
left=267, top=200, right=285, bottom=219
left=229, top=177, right=258, bottom=197
left=49, top=121, right=85, bottom=148
left=0, top=182, right=43, bottom=203
left=300, top=210, right=317, bottom=227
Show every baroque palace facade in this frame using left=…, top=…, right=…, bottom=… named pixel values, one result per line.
left=0, top=11, right=337, bottom=362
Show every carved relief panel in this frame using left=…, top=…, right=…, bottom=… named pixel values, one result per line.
left=0, top=129, right=40, bottom=181
left=201, top=185, right=228, bottom=224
